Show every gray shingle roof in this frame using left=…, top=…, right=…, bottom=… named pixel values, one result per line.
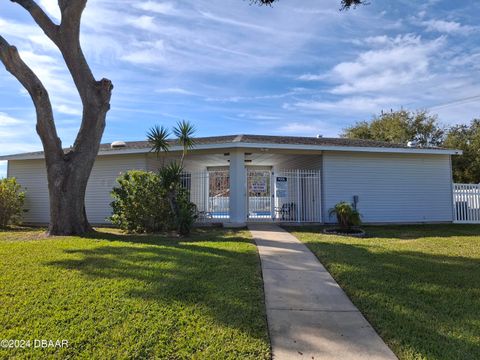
left=98, top=134, right=435, bottom=152
left=0, top=134, right=451, bottom=160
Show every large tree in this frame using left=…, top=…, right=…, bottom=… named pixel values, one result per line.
left=444, top=119, right=480, bottom=183
left=342, top=109, right=445, bottom=147
left=0, top=0, right=363, bottom=236
left=0, top=0, right=113, bottom=235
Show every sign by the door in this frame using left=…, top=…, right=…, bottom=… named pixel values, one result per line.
left=276, top=177, right=288, bottom=198
left=250, top=179, right=267, bottom=193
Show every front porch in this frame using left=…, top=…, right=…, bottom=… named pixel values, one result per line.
left=151, top=149, right=323, bottom=226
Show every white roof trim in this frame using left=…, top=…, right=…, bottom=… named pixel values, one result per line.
left=0, top=141, right=462, bottom=160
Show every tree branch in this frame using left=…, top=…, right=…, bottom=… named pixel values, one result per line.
left=0, top=35, right=63, bottom=160
left=55, top=0, right=98, bottom=106
left=7, top=0, right=113, bottom=160
left=10, top=0, right=59, bottom=43
left=54, top=0, right=113, bottom=154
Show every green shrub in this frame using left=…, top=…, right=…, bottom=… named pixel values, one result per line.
left=176, top=189, right=198, bottom=236
left=110, top=171, right=170, bottom=233
left=0, top=178, right=26, bottom=228
left=158, top=163, right=197, bottom=236
left=110, top=168, right=197, bottom=235
left=328, top=201, right=361, bottom=230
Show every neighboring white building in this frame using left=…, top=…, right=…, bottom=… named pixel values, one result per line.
left=0, top=134, right=462, bottom=226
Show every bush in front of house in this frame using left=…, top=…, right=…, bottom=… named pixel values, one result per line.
left=110, top=170, right=169, bottom=233
left=328, top=201, right=361, bottom=231
left=158, top=163, right=198, bottom=236
left=176, top=189, right=198, bottom=235
left=0, top=177, right=26, bottom=228
left=110, top=169, right=197, bottom=235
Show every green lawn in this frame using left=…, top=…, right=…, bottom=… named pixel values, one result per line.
left=289, top=224, right=480, bottom=360
left=0, top=227, right=270, bottom=359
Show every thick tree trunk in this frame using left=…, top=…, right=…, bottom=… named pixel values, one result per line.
left=45, top=90, right=110, bottom=236
left=48, top=167, right=92, bottom=235
left=45, top=132, right=106, bottom=236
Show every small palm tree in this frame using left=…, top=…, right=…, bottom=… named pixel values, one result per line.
left=328, top=202, right=361, bottom=230
left=146, top=121, right=197, bottom=235
left=173, top=120, right=196, bottom=165
left=147, top=125, right=170, bottom=155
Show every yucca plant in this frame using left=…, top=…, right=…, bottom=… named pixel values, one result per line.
left=158, top=162, right=183, bottom=190
left=173, top=120, right=196, bottom=165
left=328, top=201, right=361, bottom=230
left=147, top=125, right=170, bottom=155
left=146, top=121, right=197, bottom=235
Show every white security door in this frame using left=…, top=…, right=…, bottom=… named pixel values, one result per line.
left=273, top=170, right=322, bottom=222
left=246, top=169, right=273, bottom=221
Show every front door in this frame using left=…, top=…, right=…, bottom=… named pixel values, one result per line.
left=246, top=169, right=272, bottom=221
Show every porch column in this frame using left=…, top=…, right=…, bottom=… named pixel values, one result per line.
left=228, top=149, right=246, bottom=226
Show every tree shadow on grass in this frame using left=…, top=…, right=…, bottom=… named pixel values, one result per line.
left=300, top=240, right=480, bottom=360
left=83, top=227, right=251, bottom=246
left=289, top=224, right=480, bottom=240
left=46, top=229, right=268, bottom=343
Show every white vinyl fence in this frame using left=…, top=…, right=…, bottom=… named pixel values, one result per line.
left=182, top=170, right=230, bottom=223
left=183, top=168, right=322, bottom=223
left=453, top=183, right=480, bottom=223
left=272, top=170, right=322, bottom=223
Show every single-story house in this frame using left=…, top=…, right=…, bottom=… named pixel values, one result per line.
left=0, top=134, right=462, bottom=226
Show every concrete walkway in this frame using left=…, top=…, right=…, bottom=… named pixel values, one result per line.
left=249, top=224, right=397, bottom=360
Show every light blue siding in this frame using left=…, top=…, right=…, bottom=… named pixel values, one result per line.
left=323, top=151, right=453, bottom=223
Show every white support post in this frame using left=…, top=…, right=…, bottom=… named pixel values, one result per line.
left=227, top=150, right=246, bottom=227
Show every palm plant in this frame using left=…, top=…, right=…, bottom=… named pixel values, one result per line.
left=147, top=125, right=170, bottom=155
left=145, top=121, right=197, bottom=235
left=173, top=120, right=196, bottom=165
left=158, top=162, right=183, bottom=190
left=328, top=202, right=361, bottom=230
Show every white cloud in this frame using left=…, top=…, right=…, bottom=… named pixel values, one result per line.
left=297, top=34, right=445, bottom=95
left=56, top=104, right=82, bottom=116
left=0, top=113, right=41, bottom=165
left=287, top=96, right=400, bottom=115
left=128, top=15, right=158, bottom=31
left=199, top=11, right=300, bottom=36
left=156, top=88, right=196, bottom=95
left=207, top=89, right=309, bottom=103
left=0, top=112, right=26, bottom=126
left=121, top=40, right=166, bottom=65
left=422, top=19, right=476, bottom=34
left=77, top=0, right=331, bottom=74
left=297, top=73, right=327, bottom=81
left=133, top=1, right=177, bottom=15
left=326, top=34, right=445, bottom=95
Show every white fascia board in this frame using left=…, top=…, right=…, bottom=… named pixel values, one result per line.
left=237, top=143, right=462, bottom=155
left=0, top=141, right=462, bottom=161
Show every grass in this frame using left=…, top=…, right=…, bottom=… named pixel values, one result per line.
left=289, top=224, right=480, bottom=360
left=0, top=227, right=270, bottom=359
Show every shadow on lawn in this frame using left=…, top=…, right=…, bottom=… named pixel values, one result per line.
left=290, top=223, right=480, bottom=240
left=302, top=240, right=480, bottom=359
left=83, top=227, right=251, bottom=245
left=47, top=229, right=268, bottom=341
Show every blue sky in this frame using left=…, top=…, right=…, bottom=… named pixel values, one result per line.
left=1, top=0, right=480, bottom=177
